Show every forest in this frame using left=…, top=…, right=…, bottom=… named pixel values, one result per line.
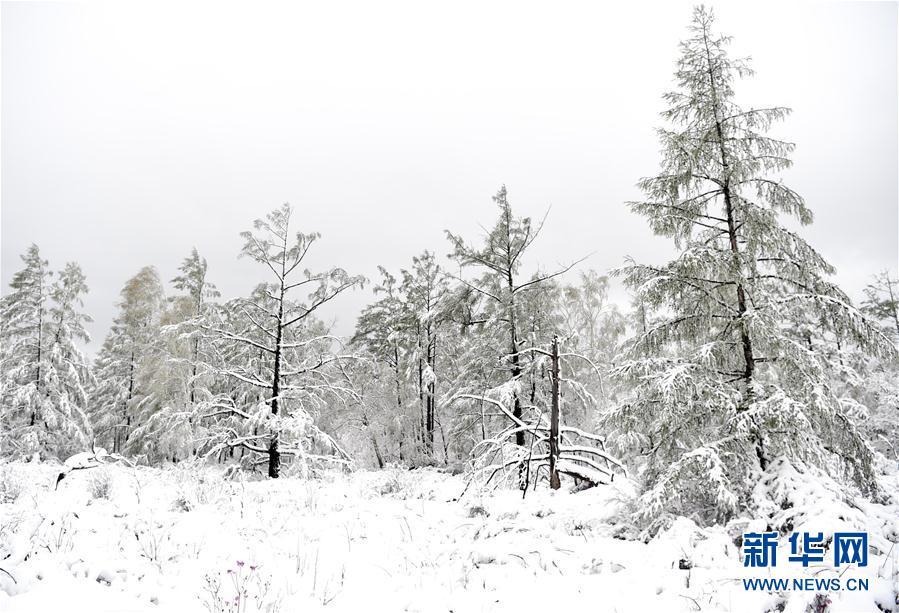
left=1, top=7, right=897, bottom=613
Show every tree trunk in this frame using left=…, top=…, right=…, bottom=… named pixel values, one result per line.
left=506, top=271, right=524, bottom=447
left=362, top=411, right=385, bottom=469
left=549, top=336, right=561, bottom=490
left=117, top=351, right=136, bottom=453
left=425, top=328, right=436, bottom=452
left=268, top=287, right=285, bottom=479
left=703, top=26, right=766, bottom=471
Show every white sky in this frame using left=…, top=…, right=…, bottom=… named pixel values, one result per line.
left=2, top=1, right=897, bottom=353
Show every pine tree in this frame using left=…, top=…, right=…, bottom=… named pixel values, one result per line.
left=446, top=186, right=580, bottom=449
left=400, top=252, right=450, bottom=457
left=0, top=245, right=51, bottom=446
left=171, top=248, right=220, bottom=404
left=201, top=204, right=363, bottom=477
left=861, top=271, right=899, bottom=343
left=608, top=6, right=896, bottom=526
left=352, top=252, right=452, bottom=462
left=0, top=248, right=94, bottom=458
left=89, top=267, right=166, bottom=455
left=353, top=267, right=419, bottom=461
left=43, top=262, right=95, bottom=452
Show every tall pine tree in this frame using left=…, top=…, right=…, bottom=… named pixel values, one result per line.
left=608, top=7, right=896, bottom=525
left=1, top=247, right=93, bottom=458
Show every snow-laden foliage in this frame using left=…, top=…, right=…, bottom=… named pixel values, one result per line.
left=861, top=271, right=899, bottom=344
left=444, top=187, right=583, bottom=458
left=189, top=204, right=364, bottom=477
left=89, top=266, right=167, bottom=458
left=0, top=247, right=94, bottom=458
left=606, top=6, right=898, bottom=527
left=351, top=252, right=452, bottom=464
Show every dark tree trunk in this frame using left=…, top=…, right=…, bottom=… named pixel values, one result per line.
left=703, top=27, right=766, bottom=471
left=268, top=286, right=285, bottom=478
left=549, top=336, right=561, bottom=490
left=362, top=412, right=385, bottom=469
left=506, top=270, right=524, bottom=447
left=425, top=327, right=436, bottom=452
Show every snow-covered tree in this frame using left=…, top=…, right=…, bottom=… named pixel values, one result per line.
left=199, top=204, right=364, bottom=478
left=0, top=248, right=94, bottom=458
left=351, top=252, right=453, bottom=464
left=1, top=244, right=51, bottom=455
left=400, top=251, right=450, bottom=456
left=353, top=267, right=419, bottom=462
left=861, top=270, right=899, bottom=343
left=170, top=248, right=220, bottom=404
left=557, top=271, right=625, bottom=426
left=446, top=186, right=581, bottom=449
left=849, top=270, right=899, bottom=459
left=89, top=266, right=166, bottom=456
left=607, top=6, right=897, bottom=526
left=43, top=262, right=95, bottom=448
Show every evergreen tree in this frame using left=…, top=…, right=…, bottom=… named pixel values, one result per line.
left=861, top=270, right=899, bottom=343
left=0, top=248, right=93, bottom=458
left=352, top=252, right=452, bottom=462
left=400, top=251, right=450, bottom=457
left=89, top=267, right=166, bottom=455
left=171, top=248, right=220, bottom=404
left=607, top=7, right=896, bottom=526
left=353, top=267, right=419, bottom=461
left=446, top=186, right=580, bottom=449
left=200, top=204, right=363, bottom=477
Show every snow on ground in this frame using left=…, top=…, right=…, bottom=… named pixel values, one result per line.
left=0, top=460, right=897, bottom=613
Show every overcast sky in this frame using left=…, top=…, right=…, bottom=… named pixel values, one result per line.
left=2, top=1, right=896, bottom=353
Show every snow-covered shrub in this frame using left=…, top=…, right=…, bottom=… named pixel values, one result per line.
left=0, top=465, right=26, bottom=503
left=133, top=519, right=171, bottom=570
left=171, top=461, right=219, bottom=511
left=373, top=472, right=402, bottom=496
left=637, top=448, right=739, bottom=531
left=37, top=511, right=76, bottom=554
left=467, top=504, right=488, bottom=518
left=88, top=468, right=112, bottom=499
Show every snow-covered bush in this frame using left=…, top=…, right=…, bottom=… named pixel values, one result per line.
left=171, top=461, right=219, bottom=511
left=0, top=465, right=26, bottom=503
left=88, top=468, right=112, bottom=500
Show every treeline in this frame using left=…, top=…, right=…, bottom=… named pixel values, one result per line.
left=2, top=7, right=897, bottom=525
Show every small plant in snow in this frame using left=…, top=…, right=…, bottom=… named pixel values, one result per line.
left=202, top=560, right=279, bottom=613
left=373, top=471, right=402, bottom=497
left=38, top=512, right=76, bottom=554
left=134, top=520, right=172, bottom=570
left=172, top=463, right=218, bottom=510
left=806, top=593, right=831, bottom=613
left=88, top=468, right=112, bottom=499
left=467, top=504, right=488, bottom=518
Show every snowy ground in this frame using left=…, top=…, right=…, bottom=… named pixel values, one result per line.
left=1, top=461, right=897, bottom=613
